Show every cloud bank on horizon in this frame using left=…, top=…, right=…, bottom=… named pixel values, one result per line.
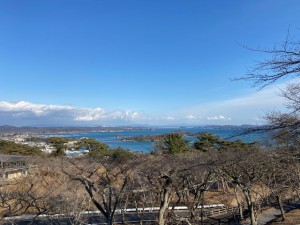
left=0, top=101, right=142, bottom=126
left=0, top=82, right=286, bottom=126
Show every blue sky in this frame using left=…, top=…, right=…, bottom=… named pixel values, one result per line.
left=0, top=0, right=299, bottom=126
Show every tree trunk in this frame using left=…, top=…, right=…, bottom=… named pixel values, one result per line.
left=200, top=191, right=205, bottom=224
left=106, top=217, right=113, bottom=225
left=243, top=190, right=257, bottom=225
left=190, top=210, right=196, bottom=221
left=158, top=190, right=169, bottom=225
left=158, top=179, right=171, bottom=225
left=276, top=195, right=286, bottom=221
left=249, top=202, right=257, bottom=225
left=238, top=202, right=244, bottom=220
left=234, top=186, right=244, bottom=219
left=221, top=177, right=229, bottom=193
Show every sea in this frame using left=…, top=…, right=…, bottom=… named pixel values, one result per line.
left=46, top=127, right=268, bottom=153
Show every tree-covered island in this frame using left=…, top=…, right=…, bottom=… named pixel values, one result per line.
left=121, top=131, right=197, bottom=142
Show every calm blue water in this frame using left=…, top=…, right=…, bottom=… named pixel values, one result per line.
left=46, top=127, right=266, bottom=152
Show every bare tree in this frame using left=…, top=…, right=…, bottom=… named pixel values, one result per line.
left=237, top=32, right=300, bottom=138
left=57, top=182, right=91, bottom=225
left=62, top=157, right=135, bottom=225
left=264, top=150, right=290, bottom=221
left=290, top=155, right=300, bottom=199
left=0, top=158, right=78, bottom=224
left=217, top=147, right=271, bottom=225
left=123, top=172, right=155, bottom=224
left=177, top=154, right=215, bottom=224
left=265, top=83, right=300, bottom=144
left=136, top=152, right=218, bottom=225
left=238, top=32, right=300, bottom=89
left=138, top=156, right=176, bottom=225
left=137, top=154, right=199, bottom=225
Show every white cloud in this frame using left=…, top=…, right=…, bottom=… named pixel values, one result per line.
left=0, top=101, right=141, bottom=125
left=184, top=114, right=205, bottom=121
left=185, top=114, right=198, bottom=120
left=0, top=101, right=73, bottom=116
left=73, top=107, right=106, bottom=121
left=206, top=115, right=231, bottom=121
left=162, top=116, right=176, bottom=121
left=179, top=81, right=293, bottom=125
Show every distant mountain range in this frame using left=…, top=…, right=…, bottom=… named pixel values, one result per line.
left=0, top=124, right=260, bottom=134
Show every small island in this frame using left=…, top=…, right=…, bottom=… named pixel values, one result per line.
left=121, top=131, right=197, bottom=142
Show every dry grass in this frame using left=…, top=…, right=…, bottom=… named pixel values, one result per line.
left=268, top=209, right=300, bottom=225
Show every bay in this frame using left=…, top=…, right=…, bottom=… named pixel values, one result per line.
left=46, top=127, right=267, bottom=152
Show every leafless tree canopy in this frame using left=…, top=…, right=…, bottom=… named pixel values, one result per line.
left=238, top=34, right=300, bottom=89
left=236, top=32, right=300, bottom=146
